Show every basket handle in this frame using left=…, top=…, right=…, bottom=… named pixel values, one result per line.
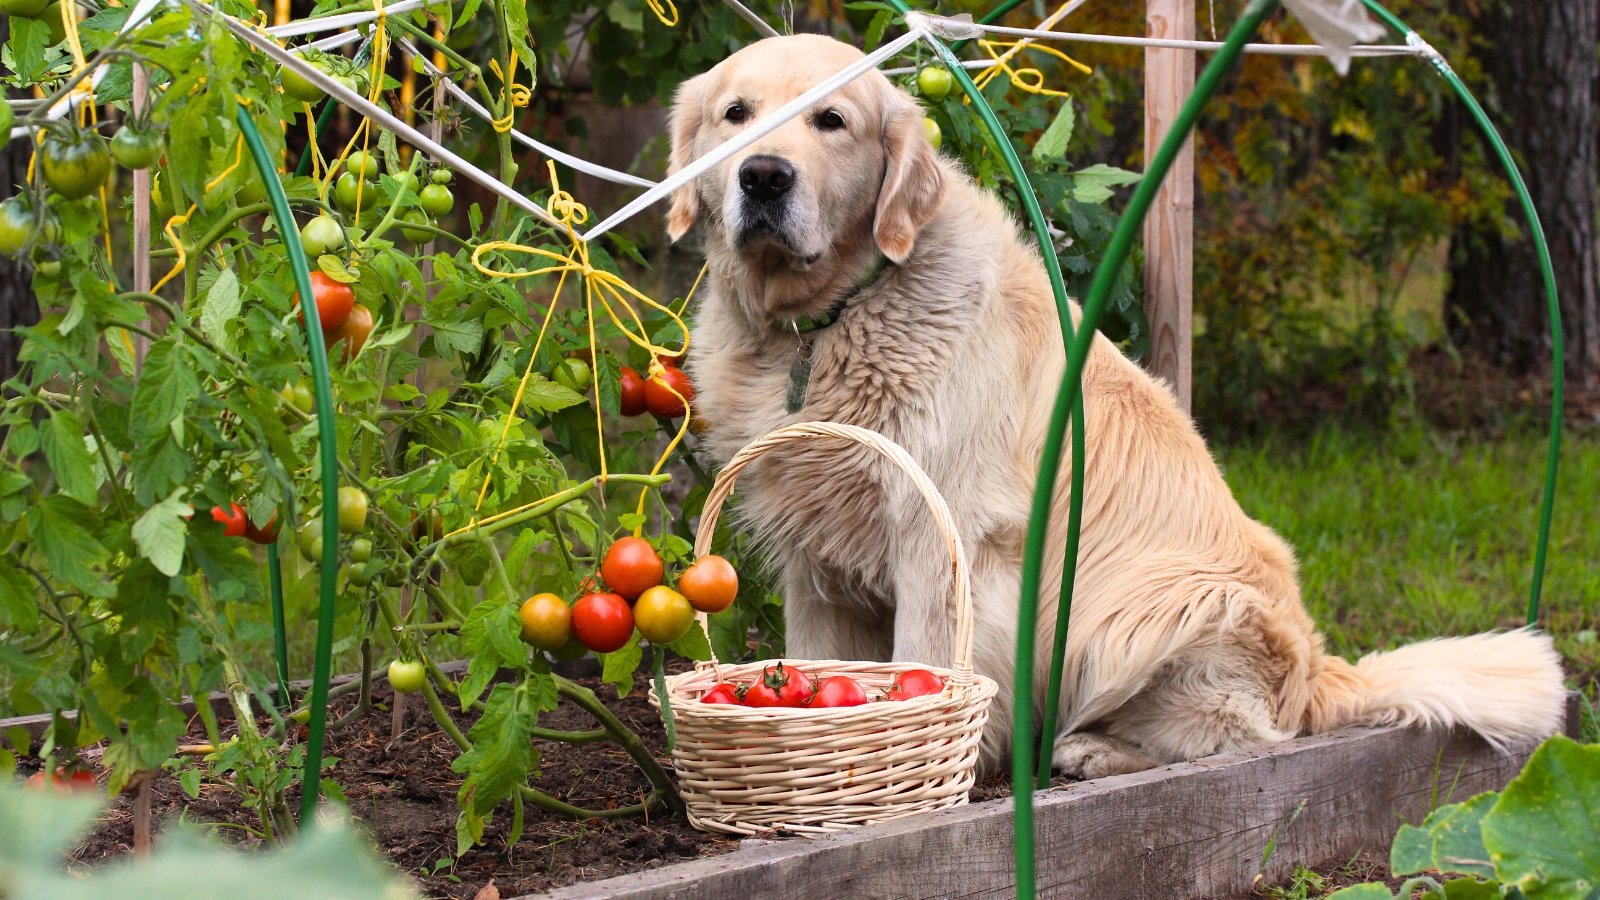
left=691, top=421, right=975, bottom=689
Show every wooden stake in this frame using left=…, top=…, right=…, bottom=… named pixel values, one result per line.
left=131, top=64, right=151, bottom=365
left=1143, top=0, right=1196, bottom=412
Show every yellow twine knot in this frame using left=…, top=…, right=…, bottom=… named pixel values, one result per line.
left=970, top=38, right=1091, bottom=99
left=644, top=0, right=678, bottom=27
left=488, top=57, right=531, bottom=133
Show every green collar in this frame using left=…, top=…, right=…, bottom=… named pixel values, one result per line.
left=775, top=254, right=892, bottom=335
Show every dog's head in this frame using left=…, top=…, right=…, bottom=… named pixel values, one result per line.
left=665, top=34, right=945, bottom=269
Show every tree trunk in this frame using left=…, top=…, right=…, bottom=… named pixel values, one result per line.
left=1445, top=0, right=1599, bottom=385
left=0, top=16, right=38, bottom=383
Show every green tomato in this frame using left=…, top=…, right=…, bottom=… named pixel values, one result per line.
left=553, top=357, right=593, bottom=394
left=386, top=659, right=426, bottom=694
left=918, top=66, right=955, bottom=100
left=333, top=172, right=366, bottom=211
left=922, top=116, right=942, bottom=151
left=348, top=563, right=376, bottom=587
left=349, top=537, right=373, bottom=563
left=344, top=149, right=380, bottom=180
left=418, top=183, right=454, bottom=217
left=38, top=3, right=67, bottom=43
left=393, top=171, right=420, bottom=195
left=0, top=198, right=35, bottom=256
left=297, top=520, right=324, bottom=563
left=39, top=126, right=111, bottom=200
left=337, top=486, right=369, bottom=533
left=0, top=98, right=13, bottom=139
left=110, top=126, right=162, bottom=170
left=278, top=380, right=314, bottom=415
left=0, top=0, right=49, bottom=15
left=33, top=256, right=60, bottom=277
left=398, top=208, right=434, bottom=244
left=238, top=174, right=269, bottom=207
left=430, top=167, right=453, bottom=185
left=299, top=214, right=345, bottom=257
left=281, top=63, right=327, bottom=104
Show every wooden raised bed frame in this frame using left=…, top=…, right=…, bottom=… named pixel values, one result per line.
left=532, top=697, right=1579, bottom=900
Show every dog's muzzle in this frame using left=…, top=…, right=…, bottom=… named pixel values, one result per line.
left=735, top=154, right=796, bottom=248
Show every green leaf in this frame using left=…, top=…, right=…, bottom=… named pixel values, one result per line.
left=451, top=683, right=537, bottom=850
left=131, top=340, right=199, bottom=443
left=131, top=489, right=192, bottom=577
left=1430, top=792, right=1497, bottom=879
left=5, top=18, right=48, bottom=81
left=429, top=318, right=483, bottom=355
left=0, top=565, right=40, bottom=633
left=517, top=373, right=585, bottom=415
left=1327, top=885, right=1393, bottom=899
left=600, top=636, right=643, bottom=697
left=667, top=621, right=713, bottom=662
left=26, top=496, right=107, bottom=591
left=1439, top=877, right=1499, bottom=899
left=1032, top=102, right=1076, bottom=163
left=198, top=268, right=242, bottom=353
left=1070, top=163, right=1142, bottom=204
left=39, top=410, right=98, bottom=507
left=1481, top=736, right=1600, bottom=898
left=864, top=9, right=891, bottom=51
left=1390, top=822, right=1438, bottom=875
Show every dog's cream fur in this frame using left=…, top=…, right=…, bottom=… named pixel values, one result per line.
left=667, top=34, right=1566, bottom=776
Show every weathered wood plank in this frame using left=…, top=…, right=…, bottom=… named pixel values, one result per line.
left=530, top=698, right=1577, bottom=900
left=1143, top=0, right=1196, bottom=412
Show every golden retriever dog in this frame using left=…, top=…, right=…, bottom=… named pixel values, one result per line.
left=667, top=33, right=1565, bottom=776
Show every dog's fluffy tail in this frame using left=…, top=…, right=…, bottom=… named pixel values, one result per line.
left=1304, top=629, right=1565, bottom=750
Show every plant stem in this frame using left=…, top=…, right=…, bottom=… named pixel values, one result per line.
left=553, top=674, right=683, bottom=816
left=421, top=679, right=470, bottom=752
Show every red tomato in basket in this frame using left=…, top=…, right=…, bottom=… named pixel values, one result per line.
left=807, top=675, right=868, bottom=708
left=883, top=669, right=945, bottom=701
left=745, top=662, right=814, bottom=708
left=699, top=683, right=741, bottom=705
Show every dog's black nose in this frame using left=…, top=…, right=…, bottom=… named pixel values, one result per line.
left=738, top=155, right=795, bottom=202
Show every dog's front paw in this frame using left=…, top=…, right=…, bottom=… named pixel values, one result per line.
left=1051, top=732, right=1157, bottom=780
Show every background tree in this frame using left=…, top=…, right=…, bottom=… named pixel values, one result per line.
left=1445, top=0, right=1599, bottom=385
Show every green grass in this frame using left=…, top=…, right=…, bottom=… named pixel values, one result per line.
left=1216, top=424, right=1600, bottom=717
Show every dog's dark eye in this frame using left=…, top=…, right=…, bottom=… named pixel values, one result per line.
left=814, top=109, right=846, bottom=132
left=724, top=102, right=748, bottom=124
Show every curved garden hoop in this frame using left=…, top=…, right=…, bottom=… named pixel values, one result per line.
left=655, top=421, right=998, bottom=835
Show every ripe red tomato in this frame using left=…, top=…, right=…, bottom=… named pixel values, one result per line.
left=243, top=513, right=281, bottom=545
left=699, top=683, right=741, bottom=705
left=644, top=365, right=694, bottom=418
left=294, top=271, right=355, bottom=335
left=883, top=669, right=945, bottom=701
left=211, top=502, right=247, bottom=538
left=27, top=767, right=96, bottom=793
left=571, top=592, right=635, bottom=653
left=600, top=536, right=663, bottom=600
left=678, top=555, right=738, bottom=613
left=328, top=302, right=373, bottom=363
left=808, top=675, right=868, bottom=708
left=619, top=366, right=647, bottom=416
left=746, top=662, right=814, bottom=708
left=741, top=679, right=783, bottom=708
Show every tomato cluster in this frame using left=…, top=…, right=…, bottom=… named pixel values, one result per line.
left=293, top=270, right=370, bottom=363
left=618, top=355, right=695, bottom=419
left=696, top=666, right=945, bottom=708
left=25, top=766, right=97, bottom=794
left=210, top=502, right=280, bottom=545
left=517, top=541, right=740, bottom=656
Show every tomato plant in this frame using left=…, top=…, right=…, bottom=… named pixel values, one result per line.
left=679, top=555, right=738, bottom=612
left=917, top=66, right=954, bottom=100
left=212, top=502, right=248, bottom=538
left=633, top=586, right=693, bottom=644
left=39, top=125, right=111, bottom=200
left=518, top=593, right=572, bottom=651
left=294, top=270, right=355, bottom=333
left=600, top=536, right=663, bottom=600
left=109, top=126, right=162, bottom=170
left=571, top=592, right=635, bottom=653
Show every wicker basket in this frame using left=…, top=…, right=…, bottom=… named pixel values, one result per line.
left=649, top=421, right=999, bottom=836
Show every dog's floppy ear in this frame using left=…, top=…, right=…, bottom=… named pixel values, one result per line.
left=666, top=73, right=710, bottom=242
left=874, top=102, right=946, bottom=264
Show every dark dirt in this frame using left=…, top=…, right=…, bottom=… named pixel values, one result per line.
left=20, top=664, right=1048, bottom=899
left=34, top=667, right=739, bottom=899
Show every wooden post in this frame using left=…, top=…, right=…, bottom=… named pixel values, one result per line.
left=131, top=64, right=150, bottom=365
left=1143, top=0, right=1195, bottom=412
